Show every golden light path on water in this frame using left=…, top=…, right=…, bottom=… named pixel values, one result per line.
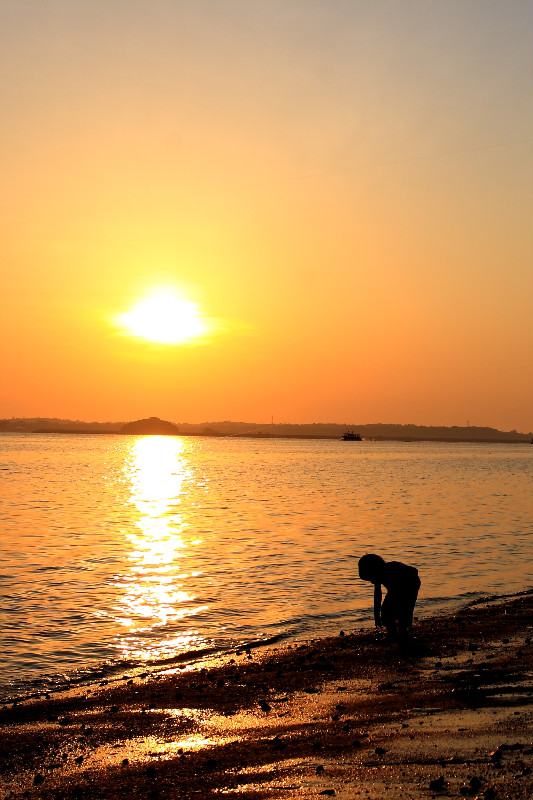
left=112, top=436, right=207, bottom=662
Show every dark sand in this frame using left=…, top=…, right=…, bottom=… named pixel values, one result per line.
left=1, top=592, right=531, bottom=799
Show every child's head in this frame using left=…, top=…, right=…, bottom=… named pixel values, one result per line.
left=358, top=553, right=385, bottom=582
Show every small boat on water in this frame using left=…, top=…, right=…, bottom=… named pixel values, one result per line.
left=342, top=431, right=362, bottom=441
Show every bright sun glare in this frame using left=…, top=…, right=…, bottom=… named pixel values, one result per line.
left=116, top=290, right=208, bottom=344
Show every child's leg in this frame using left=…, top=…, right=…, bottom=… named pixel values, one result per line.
left=380, top=593, right=397, bottom=636
left=397, top=583, right=420, bottom=635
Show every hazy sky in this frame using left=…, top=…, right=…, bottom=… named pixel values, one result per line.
left=1, top=1, right=531, bottom=430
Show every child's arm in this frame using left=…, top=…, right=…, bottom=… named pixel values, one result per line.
left=373, top=582, right=382, bottom=627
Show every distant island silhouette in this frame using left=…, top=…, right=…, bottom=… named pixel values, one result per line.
left=120, top=417, right=180, bottom=435
left=0, top=417, right=531, bottom=443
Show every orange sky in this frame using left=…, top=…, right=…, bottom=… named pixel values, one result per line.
left=1, top=1, right=532, bottom=431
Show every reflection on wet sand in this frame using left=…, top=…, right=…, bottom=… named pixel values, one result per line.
left=112, top=436, right=207, bottom=661
left=1, top=595, right=530, bottom=800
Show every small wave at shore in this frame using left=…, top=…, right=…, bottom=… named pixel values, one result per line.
left=0, top=634, right=293, bottom=705
left=3, top=589, right=531, bottom=705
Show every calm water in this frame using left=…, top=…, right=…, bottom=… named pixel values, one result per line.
left=0, top=433, right=531, bottom=700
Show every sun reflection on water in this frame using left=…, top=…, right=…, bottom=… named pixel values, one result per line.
left=113, top=436, right=207, bottom=661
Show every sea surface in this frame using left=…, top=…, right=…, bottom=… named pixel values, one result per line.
left=0, top=433, right=531, bottom=701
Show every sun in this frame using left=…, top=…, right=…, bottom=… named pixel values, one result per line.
left=116, top=289, right=208, bottom=344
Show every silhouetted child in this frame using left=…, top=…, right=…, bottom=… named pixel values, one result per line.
left=358, top=554, right=420, bottom=640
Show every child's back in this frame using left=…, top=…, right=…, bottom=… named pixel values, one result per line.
left=380, top=560, right=419, bottom=591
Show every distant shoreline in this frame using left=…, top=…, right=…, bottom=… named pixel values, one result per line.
left=2, top=416, right=531, bottom=443
left=5, top=429, right=531, bottom=444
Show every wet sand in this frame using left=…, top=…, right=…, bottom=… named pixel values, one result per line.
left=1, top=592, right=531, bottom=799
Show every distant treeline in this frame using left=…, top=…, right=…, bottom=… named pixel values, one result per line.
left=0, top=417, right=531, bottom=442
left=0, top=418, right=122, bottom=433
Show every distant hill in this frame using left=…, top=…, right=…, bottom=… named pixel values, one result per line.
left=0, top=417, right=530, bottom=442
left=120, top=417, right=180, bottom=435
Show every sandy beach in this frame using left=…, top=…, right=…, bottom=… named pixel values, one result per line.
left=1, top=592, right=531, bottom=800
